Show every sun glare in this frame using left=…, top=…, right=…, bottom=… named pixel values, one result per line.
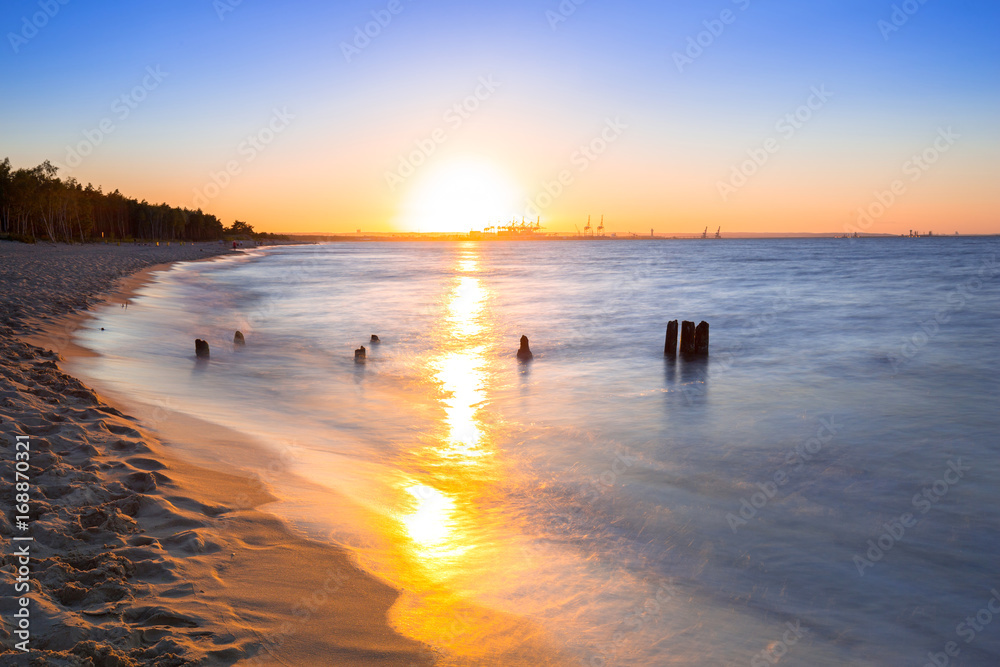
left=401, top=485, right=458, bottom=552
left=396, top=159, right=522, bottom=233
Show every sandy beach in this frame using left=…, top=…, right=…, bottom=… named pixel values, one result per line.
left=0, top=242, right=432, bottom=666
left=4, top=1, right=996, bottom=662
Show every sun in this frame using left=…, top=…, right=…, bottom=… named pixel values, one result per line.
left=396, top=158, right=522, bottom=233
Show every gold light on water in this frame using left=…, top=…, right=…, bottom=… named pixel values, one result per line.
left=389, top=245, right=566, bottom=662
left=398, top=247, right=492, bottom=575
left=434, top=349, right=487, bottom=458
left=446, top=276, right=486, bottom=339
left=400, top=484, right=466, bottom=562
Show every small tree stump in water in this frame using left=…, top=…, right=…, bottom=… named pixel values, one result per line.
left=370, top=334, right=380, bottom=343
left=234, top=331, right=245, bottom=345
left=195, top=339, right=210, bottom=358
left=664, top=320, right=678, bottom=358
left=355, top=346, right=366, bottom=361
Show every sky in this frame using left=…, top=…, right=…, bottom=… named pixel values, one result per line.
left=2, top=0, right=998, bottom=235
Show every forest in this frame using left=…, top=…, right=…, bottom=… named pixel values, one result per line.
left=0, top=157, right=275, bottom=242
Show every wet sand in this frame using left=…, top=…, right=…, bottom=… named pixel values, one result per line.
left=0, top=241, right=432, bottom=666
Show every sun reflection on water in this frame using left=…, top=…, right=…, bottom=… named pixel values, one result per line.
left=446, top=276, right=486, bottom=339
left=433, top=348, right=487, bottom=460
left=400, top=484, right=468, bottom=562
left=387, top=246, right=571, bottom=662
left=397, top=247, right=493, bottom=578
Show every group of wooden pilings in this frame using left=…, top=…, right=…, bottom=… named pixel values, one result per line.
left=196, top=328, right=702, bottom=362
left=664, top=320, right=709, bottom=358
left=194, top=330, right=246, bottom=358
left=197, top=331, right=385, bottom=361
left=355, top=335, right=380, bottom=361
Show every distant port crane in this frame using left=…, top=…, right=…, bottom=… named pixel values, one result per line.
left=597, top=215, right=605, bottom=237
left=491, top=216, right=542, bottom=237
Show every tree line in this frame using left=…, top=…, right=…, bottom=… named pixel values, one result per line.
left=0, top=157, right=281, bottom=243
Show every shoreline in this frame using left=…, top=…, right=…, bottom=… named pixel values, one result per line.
left=23, top=259, right=183, bottom=359
left=43, top=245, right=578, bottom=666
left=0, top=242, right=433, bottom=665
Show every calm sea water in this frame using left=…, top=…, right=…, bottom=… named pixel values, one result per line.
left=72, top=239, right=1000, bottom=665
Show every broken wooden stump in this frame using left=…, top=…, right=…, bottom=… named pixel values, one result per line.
left=694, top=321, right=709, bottom=356
left=516, top=335, right=533, bottom=361
left=679, top=321, right=696, bottom=356
left=668, top=320, right=709, bottom=358
left=195, top=339, right=210, bottom=358
left=664, top=320, right=678, bottom=358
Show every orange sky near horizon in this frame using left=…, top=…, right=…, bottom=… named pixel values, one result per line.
left=36, top=107, right=996, bottom=238
left=70, top=127, right=997, bottom=237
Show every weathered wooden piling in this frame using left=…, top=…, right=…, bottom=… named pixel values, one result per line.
left=664, top=320, right=678, bottom=358
left=516, top=335, right=533, bottom=361
left=355, top=346, right=366, bottom=361
left=694, top=321, right=709, bottom=356
left=370, top=334, right=380, bottom=343
left=234, top=331, right=245, bottom=345
left=195, top=339, right=210, bottom=358
left=679, top=321, right=696, bottom=356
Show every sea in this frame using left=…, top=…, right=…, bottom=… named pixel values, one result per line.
left=69, top=238, right=1000, bottom=666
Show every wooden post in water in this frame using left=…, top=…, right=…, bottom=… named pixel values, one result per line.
left=680, top=321, right=696, bottom=356
left=695, top=321, right=709, bottom=356
left=664, top=320, right=678, bottom=357
left=516, top=335, right=533, bottom=361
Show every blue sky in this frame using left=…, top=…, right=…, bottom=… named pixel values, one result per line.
left=2, top=0, right=998, bottom=233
